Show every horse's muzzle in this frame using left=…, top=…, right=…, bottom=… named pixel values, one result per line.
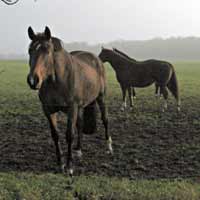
left=27, top=74, right=39, bottom=90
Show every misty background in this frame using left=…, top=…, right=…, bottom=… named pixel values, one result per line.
left=0, top=0, right=200, bottom=60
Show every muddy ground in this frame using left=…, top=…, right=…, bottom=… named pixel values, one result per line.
left=0, top=95, right=200, bottom=180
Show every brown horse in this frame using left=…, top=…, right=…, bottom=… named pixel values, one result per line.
left=27, top=27, right=113, bottom=176
left=99, top=47, right=180, bottom=112
left=113, top=48, right=161, bottom=101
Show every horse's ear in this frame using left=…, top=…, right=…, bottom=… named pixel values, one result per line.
left=44, top=26, right=51, bottom=40
left=28, top=26, right=35, bottom=40
left=101, top=46, right=104, bottom=50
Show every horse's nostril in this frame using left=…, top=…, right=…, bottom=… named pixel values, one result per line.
left=34, top=76, right=39, bottom=86
left=27, top=75, right=34, bottom=86
left=27, top=74, right=39, bottom=89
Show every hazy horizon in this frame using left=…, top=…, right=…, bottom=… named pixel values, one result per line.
left=0, top=0, right=200, bottom=54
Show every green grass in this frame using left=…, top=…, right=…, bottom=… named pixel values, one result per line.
left=0, top=60, right=200, bottom=199
left=0, top=172, right=200, bottom=200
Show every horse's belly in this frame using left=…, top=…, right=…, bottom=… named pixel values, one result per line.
left=78, top=70, right=103, bottom=105
left=132, top=79, right=154, bottom=87
left=82, top=86, right=100, bottom=106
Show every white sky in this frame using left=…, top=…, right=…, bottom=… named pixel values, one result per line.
left=0, top=0, right=200, bottom=53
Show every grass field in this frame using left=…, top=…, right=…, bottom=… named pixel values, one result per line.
left=0, top=60, right=200, bottom=199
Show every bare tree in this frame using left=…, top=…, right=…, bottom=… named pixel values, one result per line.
left=1, top=0, right=20, bottom=5
left=1, top=0, right=36, bottom=5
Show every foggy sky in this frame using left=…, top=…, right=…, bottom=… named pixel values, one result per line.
left=0, top=0, right=200, bottom=54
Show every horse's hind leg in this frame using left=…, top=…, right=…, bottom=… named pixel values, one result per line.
left=132, top=87, right=136, bottom=99
left=160, top=86, right=168, bottom=112
left=46, top=112, right=65, bottom=173
left=97, top=94, right=113, bottom=154
left=155, top=83, right=162, bottom=99
left=120, top=84, right=127, bottom=111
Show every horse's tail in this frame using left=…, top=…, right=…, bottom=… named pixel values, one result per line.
left=82, top=101, right=97, bottom=134
left=167, top=67, right=181, bottom=110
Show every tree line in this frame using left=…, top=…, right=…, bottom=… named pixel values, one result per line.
left=1, top=37, right=200, bottom=61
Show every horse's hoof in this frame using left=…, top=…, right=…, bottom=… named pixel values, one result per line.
left=120, top=107, right=125, bottom=112
left=106, top=137, right=113, bottom=155
left=130, top=106, right=134, bottom=111
left=66, top=170, right=74, bottom=186
left=120, top=105, right=127, bottom=111
left=161, top=108, right=165, bottom=112
left=177, top=106, right=181, bottom=112
left=67, top=168, right=73, bottom=177
left=74, top=149, right=82, bottom=158
left=106, top=149, right=113, bottom=155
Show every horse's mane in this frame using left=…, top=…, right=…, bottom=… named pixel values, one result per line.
left=51, top=37, right=64, bottom=52
left=113, top=48, right=136, bottom=61
left=110, top=48, right=131, bottom=62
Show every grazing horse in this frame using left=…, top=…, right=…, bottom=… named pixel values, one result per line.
left=99, top=48, right=180, bottom=112
left=27, top=27, right=113, bottom=176
left=113, top=48, right=161, bottom=100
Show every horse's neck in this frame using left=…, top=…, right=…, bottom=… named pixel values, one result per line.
left=108, top=54, right=127, bottom=70
left=54, top=49, right=72, bottom=70
left=52, top=50, right=73, bottom=85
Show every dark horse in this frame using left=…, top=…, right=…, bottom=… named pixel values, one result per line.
left=99, top=48, right=180, bottom=112
left=27, top=27, right=113, bottom=175
left=113, top=48, right=161, bottom=101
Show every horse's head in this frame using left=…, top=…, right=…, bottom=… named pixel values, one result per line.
left=27, top=26, right=55, bottom=90
left=98, top=47, right=113, bottom=63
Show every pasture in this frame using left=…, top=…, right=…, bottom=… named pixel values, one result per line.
left=0, top=60, right=200, bottom=199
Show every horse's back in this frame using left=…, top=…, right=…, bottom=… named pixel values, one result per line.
left=137, top=59, right=173, bottom=69
left=71, top=50, right=105, bottom=78
left=115, top=57, right=174, bottom=87
left=71, top=51, right=101, bottom=65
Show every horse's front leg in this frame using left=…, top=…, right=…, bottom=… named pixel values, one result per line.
left=74, top=108, right=83, bottom=158
left=66, top=104, right=78, bottom=176
left=120, top=84, right=127, bottom=111
left=155, top=83, right=159, bottom=97
left=45, top=112, right=65, bottom=173
left=128, top=87, right=133, bottom=109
